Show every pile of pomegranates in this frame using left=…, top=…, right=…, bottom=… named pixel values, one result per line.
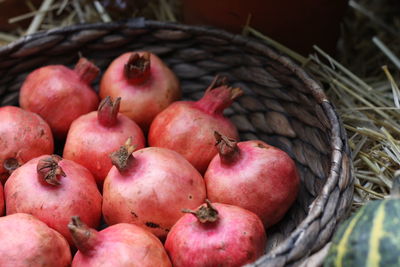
left=0, top=51, right=300, bottom=266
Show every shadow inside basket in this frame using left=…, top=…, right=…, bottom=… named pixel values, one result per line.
left=0, top=22, right=345, bottom=265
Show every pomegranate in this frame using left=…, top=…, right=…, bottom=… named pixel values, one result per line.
left=4, top=155, right=102, bottom=245
left=63, top=96, right=145, bottom=186
left=0, top=182, right=4, bottom=216
left=102, top=138, right=206, bottom=239
left=204, top=132, right=300, bottom=227
left=0, top=106, right=53, bottom=184
left=165, top=200, right=266, bottom=267
left=99, top=51, right=181, bottom=131
left=0, top=213, right=71, bottom=267
left=19, top=57, right=100, bottom=138
left=148, top=76, right=243, bottom=173
left=69, top=216, right=172, bottom=267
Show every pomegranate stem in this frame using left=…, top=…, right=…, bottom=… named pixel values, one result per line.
left=182, top=199, right=219, bottom=223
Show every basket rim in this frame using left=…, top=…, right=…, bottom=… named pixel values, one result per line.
left=0, top=18, right=329, bottom=103
left=0, top=18, right=353, bottom=266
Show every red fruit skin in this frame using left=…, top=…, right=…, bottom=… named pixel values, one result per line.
left=99, top=52, right=181, bottom=131
left=19, top=65, right=99, bottom=138
left=0, top=183, right=4, bottom=216
left=148, top=101, right=239, bottom=173
left=0, top=213, right=71, bottom=267
left=4, top=156, right=102, bottom=245
left=72, top=223, right=172, bottom=267
left=205, top=140, right=300, bottom=227
left=165, top=203, right=266, bottom=267
left=102, top=147, right=206, bottom=239
left=0, top=106, right=54, bottom=183
left=63, top=111, right=145, bottom=186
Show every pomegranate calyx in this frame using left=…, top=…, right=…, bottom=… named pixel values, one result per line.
left=110, top=137, right=137, bottom=171
left=205, top=75, right=243, bottom=100
left=98, top=96, right=121, bottom=127
left=74, top=57, right=100, bottom=85
left=195, top=75, right=243, bottom=114
left=124, top=52, right=151, bottom=84
left=229, top=87, right=244, bottom=100
left=182, top=199, right=219, bottom=223
left=37, top=155, right=65, bottom=186
left=214, top=131, right=240, bottom=164
left=205, top=75, right=229, bottom=92
left=3, top=158, right=20, bottom=174
left=68, top=216, right=98, bottom=254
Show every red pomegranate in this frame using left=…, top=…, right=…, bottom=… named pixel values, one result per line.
left=0, top=106, right=53, bottom=184
left=69, top=216, right=172, bottom=267
left=0, top=213, right=71, bottom=267
left=205, top=133, right=300, bottom=227
left=63, top=96, right=145, bottom=186
left=165, top=201, right=267, bottom=267
left=148, top=76, right=242, bottom=173
left=4, top=155, right=102, bottom=245
left=102, top=138, right=206, bottom=239
left=100, top=51, right=181, bottom=131
left=19, top=57, right=100, bottom=138
left=0, top=182, right=4, bottom=216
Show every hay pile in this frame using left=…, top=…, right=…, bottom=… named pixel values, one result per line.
left=1, top=0, right=399, bottom=209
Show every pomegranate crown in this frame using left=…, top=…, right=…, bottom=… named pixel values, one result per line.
left=74, top=57, right=100, bottom=85
left=110, top=137, right=137, bottom=171
left=97, top=96, right=121, bottom=127
left=214, top=131, right=240, bottom=164
left=36, top=155, right=66, bottom=186
left=195, top=75, right=243, bottom=114
left=68, top=216, right=98, bottom=254
left=124, top=52, right=151, bottom=83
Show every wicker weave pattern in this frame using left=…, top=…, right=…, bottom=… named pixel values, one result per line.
left=0, top=19, right=353, bottom=267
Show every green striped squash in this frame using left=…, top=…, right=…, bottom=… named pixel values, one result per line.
left=324, top=196, right=400, bottom=267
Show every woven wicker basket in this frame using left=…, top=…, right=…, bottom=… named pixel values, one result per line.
left=0, top=19, right=353, bottom=266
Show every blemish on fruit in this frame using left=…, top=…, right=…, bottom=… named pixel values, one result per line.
left=256, top=143, right=267, bottom=149
left=145, top=222, right=160, bottom=228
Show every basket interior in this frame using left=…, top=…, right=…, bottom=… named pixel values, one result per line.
left=0, top=23, right=336, bottom=261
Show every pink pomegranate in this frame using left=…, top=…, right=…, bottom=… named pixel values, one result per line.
left=100, top=51, right=181, bottom=131
left=0, top=106, right=53, bottom=184
left=4, top=155, right=102, bottom=245
left=0, top=182, right=4, bottom=216
left=0, top=213, right=71, bottom=267
left=19, top=57, right=100, bottom=138
left=205, top=133, right=300, bottom=227
left=69, top=216, right=172, bottom=267
left=148, top=76, right=243, bottom=173
left=165, top=201, right=267, bottom=267
left=102, top=138, right=206, bottom=239
left=63, top=96, right=145, bottom=186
